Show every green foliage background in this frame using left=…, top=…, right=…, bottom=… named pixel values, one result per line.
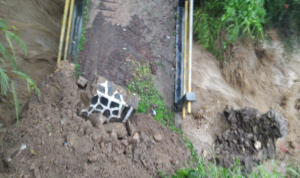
left=194, top=0, right=300, bottom=61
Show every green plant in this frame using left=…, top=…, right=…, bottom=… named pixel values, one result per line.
left=0, top=18, right=40, bottom=125
left=74, top=0, right=89, bottom=79
left=193, top=0, right=266, bottom=61
left=77, top=0, right=89, bottom=52
left=265, top=0, right=300, bottom=57
left=127, top=60, right=177, bottom=130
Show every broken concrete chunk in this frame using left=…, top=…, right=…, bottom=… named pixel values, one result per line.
left=104, top=123, right=127, bottom=139
left=77, top=76, right=88, bottom=88
left=81, top=76, right=139, bottom=123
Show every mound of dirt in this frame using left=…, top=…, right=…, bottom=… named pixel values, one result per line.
left=215, top=106, right=288, bottom=172
left=0, top=62, right=191, bottom=177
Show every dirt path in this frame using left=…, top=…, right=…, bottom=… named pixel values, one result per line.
left=78, top=0, right=176, bottom=108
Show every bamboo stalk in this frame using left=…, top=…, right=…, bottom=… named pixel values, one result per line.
left=63, top=0, right=75, bottom=61
left=182, top=0, right=189, bottom=119
left=187, top=0, right=194, bottom=114
left=57, top=0, right=71, bottom=63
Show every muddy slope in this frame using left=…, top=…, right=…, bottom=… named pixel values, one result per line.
left=0, top=0, right=64, bottom=125
left=183, top=32, right=300, bottom=166
left=0, top=62, right=191, bottom=177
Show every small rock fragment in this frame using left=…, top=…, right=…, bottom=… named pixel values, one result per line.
left=105, top=123, right=127, bottom=139
left=30, top=163, right=41, bottom=178
left=77, top=76, right=88, bottom=88
left=254, top=141, right=262, bottom=151
left=153, top=134, right=163, bottom=142
left=126, top=120, right=136, bottom=136
left=133, top=132, right=140, bottom=141
left=121, top=139, right=129, bottom=147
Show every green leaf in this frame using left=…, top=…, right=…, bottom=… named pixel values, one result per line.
left=0, top=67, right=9, bottom=95
left=5, top=30, right=27, bottom=56
left=12, top=70, right=40, bottom=96
left=11, top=81, right=20, bottom=127
left=5, top=31, right=17, bottom=69
left=0, top=18, right=7, bottom=29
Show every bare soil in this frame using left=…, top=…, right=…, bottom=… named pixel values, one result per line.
left=0, top=62, right=191, bottom=178
left=77, top=0, right=176, bottom=107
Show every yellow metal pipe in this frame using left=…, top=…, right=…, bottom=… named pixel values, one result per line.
left=64, top=0, right=75, bottom=61
left=182, top=0, right=188, bottom=119
left=57, top=0, right=71, bottom=63
left=187, top=0, right=194, bottom=114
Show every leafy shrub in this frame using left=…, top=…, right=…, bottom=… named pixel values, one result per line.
left=0, top=18, right=40, bottom=125
left=194, top=0, right=266, bottom=60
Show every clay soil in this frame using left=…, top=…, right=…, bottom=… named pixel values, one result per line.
left=0, top=62, right=191, bottom=178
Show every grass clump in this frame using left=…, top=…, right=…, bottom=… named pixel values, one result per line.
left=77, top=0, right=89, bottom=52
left=0, top=18, right=40, bottom=125
left=127, top=60, right=177, bottom=131
left=74, top=0, right=89, bottom=79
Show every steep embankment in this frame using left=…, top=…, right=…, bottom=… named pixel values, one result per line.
left=182, top=31, right=300, bottom=166
left=0, top=0, right=64, bottom=124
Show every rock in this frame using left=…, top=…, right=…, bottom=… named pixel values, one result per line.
left=91, top=130, right=102, bottom=144
left=104, top=123, right=127, bottom=139
left=61, top=118, right=67, bottom=125
left=30, top=163, right=41, bottom=178
left=67, top=132, right=93, bottom=154
left=202, top=150, right=208, bottom=158
left=141, top=132, right=147, bottom=142
left=133, top=132, right=140, bottom=141
left=153, top=134, right=163, bottom=142
left=67, top=109, right=73, bottom=119
left=125, top=145, right=132, bottom=155
left=121, top=139, right=129, bottom=147
left=112, top=156, right=119, bottom=162
left=170, top=159, right=178, bottom=166
left=110, top=129, right=118, bottom=142
left=4, top=143, right=27, bottom=163
left=88, top=154, right=102, bottom=163
left=77, top=76, right=88, bottom=88
left=140, top=158, right=147, bottom=168
left=254, top=141, right=262, bottom=151
left=107, top=143, right=112, bottom=154
left=274, top=111, right=288, bottom=137
left=126, top=120, right=136, bottom=136
left=79, top=120, right=93, bottom=136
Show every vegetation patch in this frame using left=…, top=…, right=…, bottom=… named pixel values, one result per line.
left=74, top=0, right=89, bottom=79
left=0, top=18, right=40, bottom=125
left=194, top=0, right=300, bottom=61
left=194, top=0, right=266, bottom=61
left=127, top=60, right=179, bottom=132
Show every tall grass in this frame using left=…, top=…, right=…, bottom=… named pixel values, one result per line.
left=0, top=18, right=40, bottom=125
left=194, top=0, right=266, bottom=61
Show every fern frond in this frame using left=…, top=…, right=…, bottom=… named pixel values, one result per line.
left=0, top=67, right=9, bottom=95
left=11, top=81, right=20, bottom=127
left=12, top=70, right=40, bottom=96
left=5, top=30, right=27, bottom=56
left=0, top=18, right=7, bottom=29
left=0, top=57, right=5, bottom=65
left=0, top=41, right=14, bottom=66
left=5, top=31, right=17, bottom=69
